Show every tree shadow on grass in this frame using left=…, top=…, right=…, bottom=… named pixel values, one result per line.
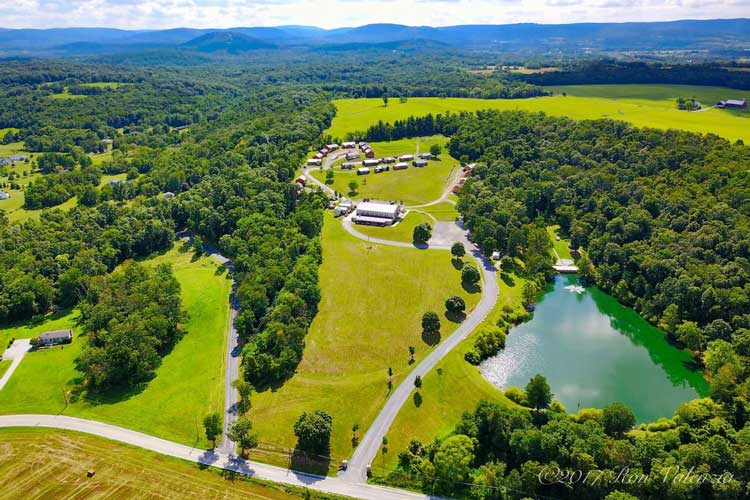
left=413, top=391, right=422, bottom=407
left=462, top=280, right=481, bottom=294
left=290, top=448, right=332, bottom=477
left=445, top=311, right=466, bottom=324
left=421, top=329, right=441, bottom=346
left=500, top=272, right=515, bottom=288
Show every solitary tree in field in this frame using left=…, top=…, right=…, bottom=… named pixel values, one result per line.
left=414, top=375, right=423, bottom=390
left=525, top=374, right=552, bottom=413
left=293, top=410, right=333, bottom=455
left=451, top=242, right=465, bottom=259
left=461, top=263, right=480, bottom=286
left=413, top=223, right=432, bottom=244
left=228, top=417, right=258, bottom=456
left=408, top=345, right=416, bottom=363
left=430, top=144, right=442, bottom=158
left=383, top=96, right=389, bottom=107
left=399, top=96, right=407, bottom=103
left=445, top=295, right=466, bottom=315
left=232, top=378, right=253, bottom=415
left=421, top=311, right=441, bottom=335
left=348, top=180, right=359, bottom=195
left=203, top=412, right=221, bottom=447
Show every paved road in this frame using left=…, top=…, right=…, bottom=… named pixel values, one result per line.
left=0, top=339, right=32, bottom=391
left=176, top=233, right=241, bottom=454
left=0, top=414, right=446, bottom=500
left=337, top=180, right=498, bottom=482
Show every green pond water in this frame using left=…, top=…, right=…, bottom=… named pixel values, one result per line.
left=479, top=274, right=709, bottom=422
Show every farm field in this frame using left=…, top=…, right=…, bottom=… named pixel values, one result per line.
left=0, top=428, right=328, bottom=500
left=311, top=136, right=456, bottom=206
left=354, top=210, right=434, bottom=244
left=0, top=245, right=231, bottom=449
left=377, top=267, right=528, bottom=473
left=328, top=85, right=750, bottom=143
left=250, top=213, right=480, bottom=472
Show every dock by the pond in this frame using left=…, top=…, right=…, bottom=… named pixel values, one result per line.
left=554, top=259, right=579, bottom=273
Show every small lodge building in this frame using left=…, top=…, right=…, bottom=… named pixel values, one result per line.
left=346, top=152, right=360, bottom=160
left=357, top=167, right=371, bottom=175
left=393, top=162, right=409, bottom=170
left=353, top=201, right=401, bottom=226
left=398, top=154, right=414, bottom=162
left=365, top=150, right=375, bottom=158
left=413, top=158, right=428, bottom=167
left=717, top=99, right=747, bottom=109
left=326, top=144, right=339, bottom=151
left=38, top=329, right=73, bottom=346
left=307, top=158, right=322, bottom=166
left=341, top=162, right=356, bottom=170
left=374, top=165, right=389, bottom=173
left=319, top=148, right=329, bottom=155
left=362, top=159, right=380, bottom=167
left=419, top=152, right=432, bottom=159
left=359, top=143, right=370, bottom=151
left=163, top=192, right=175, bottom=199
left=314, top=152, right=324, bottom=159
left=382, top=157, right=396, bottom=163
left=295, top=175, right=307, bottom=186
left=342, top=141, right=356, bottom=149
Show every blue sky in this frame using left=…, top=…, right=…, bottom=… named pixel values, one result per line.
left=2, top=0, right=748, bottom=29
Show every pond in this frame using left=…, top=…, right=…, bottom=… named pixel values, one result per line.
left=479, top=274, right=709, bottom=422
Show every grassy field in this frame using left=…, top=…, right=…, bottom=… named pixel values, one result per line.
left=0, top=245, right=232, bottom=449
left=355, top=210, right=434, bottom=243
left=546, top=225, right=573, bottom=260
left=0, top=359, right=10, bottom=379
left=311, top=136, right=456, bottom=206
left=421, top=202, right=459, bottom=221
left=48, top=87, right=88, bottom=100
left=377, top=267, right=528, bottom=473
left=250, top=213, right=480, bottom=472
left=0, top=428, right=336, bottom=500
left=328, top=85, right=750, bottom=143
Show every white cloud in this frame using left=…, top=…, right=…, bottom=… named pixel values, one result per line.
left=0, top=0, right=747, bottom=29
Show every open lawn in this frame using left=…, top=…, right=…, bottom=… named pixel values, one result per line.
left=546, top=225, right=573, bottom=261
left=328, top=85, right=750, bottom=143
left=377, top=267, right=528, bottom=473
left=0, top=360, right=10, bottom=380
left=0, top=428, right=335, bottom=500
left=355, top=210, right=434, bottom=244
left=421, top=202, right=459, bottom=221
left=250, top=213, right=480, bottom=473
left=0, top=246, right=232, bottom=449
left=0, top=141, right=26, bottom=157
left=311, top=136, right=456, bottom=206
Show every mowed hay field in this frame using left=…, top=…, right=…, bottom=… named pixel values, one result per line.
left=328, top=84, right=750, bottom=143
left=310, top=136, right=457, bottom=206
left=0, top=428, right=320, bottom=500
left=0, top=246, right=231, bottom=449
left=249, top=213, right=481, bottom=470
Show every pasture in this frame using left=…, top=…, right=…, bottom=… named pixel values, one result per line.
left=328, top=85, right=750, bottom=143
left=250, top=213, right=480, bottom=471
left=0, top=428, right=323, bottom=500
left=0, top=246, right=231, bottom=449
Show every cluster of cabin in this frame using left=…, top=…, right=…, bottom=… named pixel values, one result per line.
left=343, top=152, right=433, bottom=176
left=452, top=164, right=474, bottom=194
left=307, top=141, right=376, bottom=167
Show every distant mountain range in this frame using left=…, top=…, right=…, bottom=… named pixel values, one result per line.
left=0, top=19, right=748, bottom=56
